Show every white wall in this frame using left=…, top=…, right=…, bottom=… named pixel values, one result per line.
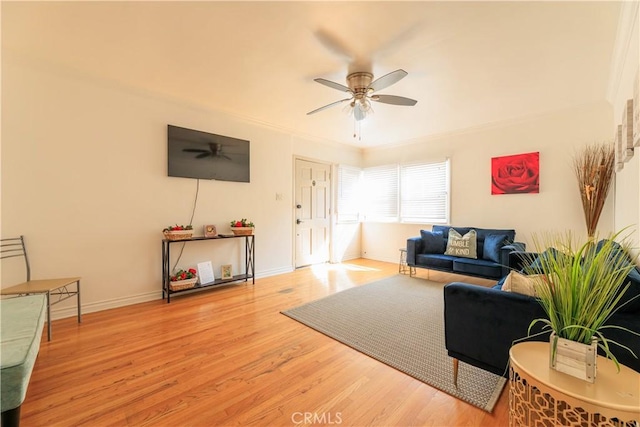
left=1, top=53, right=361, bottom=317
left=611, top=2, right=640, bottom=252
left=360, top=102, right=614, bottom=263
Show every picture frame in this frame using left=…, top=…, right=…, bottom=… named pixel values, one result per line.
left=204, top=224, right=217, bottom=238
left=221, top=264, right=233, bottom=280
left=490, top=152, right=539, bottom=195
left=634, top=68, right=639, bottom=147
left=197, top=261, right=215, bottom=285
left=621, top=99, right=634, bottom=162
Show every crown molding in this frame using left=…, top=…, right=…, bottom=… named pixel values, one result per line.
left=606, top=1, right=639, bottom=103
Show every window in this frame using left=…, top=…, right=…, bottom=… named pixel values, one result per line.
left=400, top=160, right=449, bottom=223
left=337, top=166, right=362, bottom=222
left=363, top=165, right=399, bottom=222
left=337, top=159, right=450, bottom=224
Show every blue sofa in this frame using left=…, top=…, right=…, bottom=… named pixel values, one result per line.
left=444, top=246, right=640, bottom=377
left=406, top=225, right=525, bottom=280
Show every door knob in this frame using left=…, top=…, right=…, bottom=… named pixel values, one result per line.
left=296, top=204, right=302, bottom=209
left=296, top=219, right=303, bottom=224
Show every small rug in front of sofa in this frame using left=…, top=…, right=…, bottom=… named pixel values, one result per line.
left=281, top=275, right=506, bottom=412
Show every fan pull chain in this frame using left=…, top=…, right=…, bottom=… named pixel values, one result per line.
left=353, top=118, right=362, bottom=141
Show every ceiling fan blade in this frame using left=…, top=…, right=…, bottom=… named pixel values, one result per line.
left=314, top=29, right=354, bottom=62
left=314, top=78, right=351, bottom=93
left=371, top=94, right=418, bottom=106
left=307, top=98, right=352, bottom=115
left=196, top=153, right=210, bottom=159
left=183, top=149, right=209, bottom=153
left=368, top=69, right=408, bottom=92
left=354, top=103, right=366, bottom=121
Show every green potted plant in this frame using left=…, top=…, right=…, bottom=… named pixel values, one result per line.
left=524, top=230, right=638, bottom=382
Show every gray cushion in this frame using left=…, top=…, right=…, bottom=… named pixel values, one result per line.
left=445, top=229, right=477, bottom=259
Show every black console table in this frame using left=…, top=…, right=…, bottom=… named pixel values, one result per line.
left=162, top=234, right=255, bottom=303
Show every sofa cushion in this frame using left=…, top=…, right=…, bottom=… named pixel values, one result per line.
left=502, top=271, right=543, bottom=297
left=493, top=274, right=509, bottom=290
left=452, top=257, right=503, bottom=279
left=592, top=240, right=640, bottom=314
left=420, top=230, right=445, bottom=254
left=415, top=254, right=456, bottom=270
left=432, top=226, right=516, bottom=260
left=483, top=234, right=508, bottom=263
left=445, top=229, right=477, bottom=259
left=526, top=247, right=564, bottom=273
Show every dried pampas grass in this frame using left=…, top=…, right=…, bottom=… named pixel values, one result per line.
left=573, top=142, right=615, bottom=238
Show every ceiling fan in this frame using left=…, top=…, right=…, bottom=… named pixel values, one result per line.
left=307, top=69, right=418, bottom=121
left=183, top=143, right=232, bottom=160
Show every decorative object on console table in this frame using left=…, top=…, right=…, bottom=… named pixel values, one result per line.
left=169, top=268, right=198, bottom=291
left=221, top=264, right=233, bottom=280
left=230, top=218, right=254, bottom=235
left=197, top=261, right=215, bottom=284
left=523, top=230, right=638, bottom=381
left=204, top=224, right=217, bottom=238
left=163, top=224, right=194, bottom=240
left=490, top=152, right=539, bottom=195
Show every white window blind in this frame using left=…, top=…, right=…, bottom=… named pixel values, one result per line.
left=400, top=159, right=449, bottom=223
left=337, top=165, right=362, bottom=222
left=363, top=164, right=399, bottom=221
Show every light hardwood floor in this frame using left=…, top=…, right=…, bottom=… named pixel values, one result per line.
left=23, top=259, right=509, bottom=426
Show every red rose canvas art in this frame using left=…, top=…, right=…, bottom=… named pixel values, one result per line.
left=491, top=152, right=539, bottom=195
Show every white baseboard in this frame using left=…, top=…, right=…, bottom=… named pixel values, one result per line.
left=255, top=266, right=294, bottom=278
left=336, top=250, right=361, bottom=262
left=49, top=267, right=295, bottom=320
left=50, top=290, right=160, bottom=320
left=361, top=252, right=398, bottom=264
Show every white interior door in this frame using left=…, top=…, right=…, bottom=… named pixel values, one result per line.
left=295, top=159, right=331, bottom=268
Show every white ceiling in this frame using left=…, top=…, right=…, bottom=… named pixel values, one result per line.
left=2, top=1, right=622, bottom=148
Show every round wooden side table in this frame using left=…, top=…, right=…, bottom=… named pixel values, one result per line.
left=509, top=341, right=640, bottom=426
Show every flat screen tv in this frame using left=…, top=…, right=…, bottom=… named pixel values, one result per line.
left=168, top=125, right=250, bottom=183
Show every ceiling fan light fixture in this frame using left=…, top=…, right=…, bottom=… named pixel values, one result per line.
left=307, top=68, right=417, bottom=131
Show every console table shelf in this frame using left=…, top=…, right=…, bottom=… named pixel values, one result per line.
left=162, top=234, right=255, bottom=303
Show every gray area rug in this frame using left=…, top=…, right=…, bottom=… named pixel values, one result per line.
left=281, top=275, right=506, bottom=412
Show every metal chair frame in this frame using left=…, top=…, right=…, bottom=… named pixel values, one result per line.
left=0, top=235, right=81, bottom=340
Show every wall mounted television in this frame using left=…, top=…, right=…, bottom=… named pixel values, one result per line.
left=167, top=125, right=250, bottom=183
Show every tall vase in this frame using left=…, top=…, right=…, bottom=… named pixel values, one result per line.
left=549, top=332, right=597, bottom=383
